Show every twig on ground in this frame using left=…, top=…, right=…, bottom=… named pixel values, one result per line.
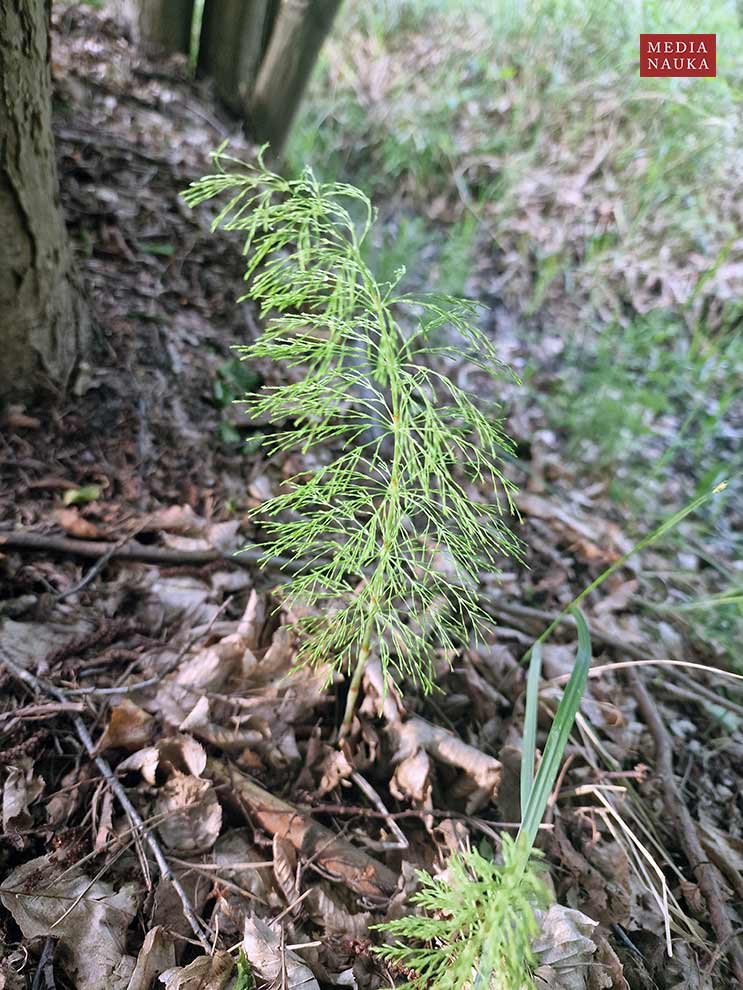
left=0, top=528, right=302, bottom=575
left=630, top=671, right=743, bottom=988
left=56, top=527, right=145, bottom=602
left=350, top=771, right=408, bottom=850
left=0, top=648, right=213, bottom=954
left=65, top=594, right=235, bottom=697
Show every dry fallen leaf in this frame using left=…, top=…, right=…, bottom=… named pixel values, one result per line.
left=156, top=772, right=222, bottom=853
left=118, top=734, right=207, bottom=785
left=273, top=834, right=300, bottom=907
left=126, top=927, right=176, bottom=990
left=0, top=853, right=139, bottom=990
left=54, top=507, right=102, bottom=539
left=2, top=762, right=43, bottom=848
left=159, top=951, right=234, bottom=990
left=241, top=915, right=320, bottom=990
left=96, top=700, right=155, bottom=753
left=533, top=904, right=604, bottom=989
left=306, top=885, right=372, bottom=937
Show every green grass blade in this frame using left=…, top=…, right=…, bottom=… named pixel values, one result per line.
left=520, top=639, right=542, bottom=819
left=518, top=607, right=591, bottom=853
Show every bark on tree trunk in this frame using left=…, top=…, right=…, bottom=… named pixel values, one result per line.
left=0, top=0, right=90, bottom=403
left=198, top=0, right=269, bottom=116
left=138, top=0, right=194, bottom=55
left=250, top=0, right=341, bottom=155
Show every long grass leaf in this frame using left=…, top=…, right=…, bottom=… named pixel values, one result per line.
left=518, top=607, right=591, bottom=853
left=520, top=640, right=542, bottom=818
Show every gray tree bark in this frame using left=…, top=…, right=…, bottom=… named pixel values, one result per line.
left=0, top=0, right=90, bottom=402
left=138, top=0, right=194, bottom=55
left=250, top=0, right=341, bottom=154
left=198, top=0, right=269, bottom=116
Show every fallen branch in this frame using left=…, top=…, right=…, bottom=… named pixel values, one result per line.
left=630, top=671, right=743, bottom=988
left=206, top=758, right=398, bottom=901
left=0, top=528, right=302, bottom=575
left=0, top=648, right=213, bottom=954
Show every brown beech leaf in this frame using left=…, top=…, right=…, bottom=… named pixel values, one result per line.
left=54, top=508, right=102, bottom=539
left=272, top=834, right=299, bottom=907
left=117, top=735, right=207, bottom=785
left=156, top=772, right=222, bottom=853
left=126, top=927, right=176, bottom=990
left=159, top=950, right=234, bottom=990
left=306, top=886, right=372, bottom=937
left=2, top=762, right=43, bottom=847
left=241, top=916, right=320, bottom=990
left=0, top=854, right=139, bottom=990
left=96, top=700, right=155, bottom=753
left=390, top=749, right=432, bottom=809
left=533, top=905, right=603, bottom=989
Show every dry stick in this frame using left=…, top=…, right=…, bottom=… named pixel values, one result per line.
left=0, top=649, right=212, bottom=954
left=56, top=526, right=146, bottom=602
left=350, top=771, right=408, bottom=851
left=630, top=671, right=743, bottom=988
left=0, top=529, right=303, bottom=575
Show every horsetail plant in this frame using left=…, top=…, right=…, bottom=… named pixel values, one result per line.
left=374, top=608, right=592, bottom=990
left=184, top=148, right=521, bottom=736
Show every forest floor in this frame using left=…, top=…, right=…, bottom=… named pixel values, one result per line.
left=0, top=4, right=742, bottom=990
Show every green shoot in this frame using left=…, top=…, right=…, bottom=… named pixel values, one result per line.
left=519, top=639, right=542, bottom=819
left=374, top=835, right=550, bottom=990
left=183, top=149, right=521, bottom=736
left=519, top=607, right=591, bottom=852
left=374, top=613, right=591, bottom=989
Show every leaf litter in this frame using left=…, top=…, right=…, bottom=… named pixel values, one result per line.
left=0, top=3, right=741, bottom=988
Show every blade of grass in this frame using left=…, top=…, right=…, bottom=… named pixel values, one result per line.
left=520, top=640, right=542, bottom=819
left=518, top=607, right=591, bottom=853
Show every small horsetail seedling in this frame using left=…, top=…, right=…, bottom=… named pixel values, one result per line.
left=374, top=608, right=592, bottom=990
left=184, top=149, right=521, bottom=736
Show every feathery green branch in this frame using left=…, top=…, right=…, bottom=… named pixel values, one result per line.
left=183, top=148, right=520, bottom=731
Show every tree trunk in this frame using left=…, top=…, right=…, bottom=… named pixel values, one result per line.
left=198, top=0, right=268, bottom=116
left=0, top=0, right=90, bottom=403
left=138, top=0, right=194, bottom=55
left=250, top=0, right=341, bottom=155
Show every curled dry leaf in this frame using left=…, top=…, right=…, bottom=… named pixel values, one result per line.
left=2, top=761, right=43, bottom=848
left=126, top=927, right=176, bottom=990
left=155, top=598, right=259, bottom=727
left=211, top=829, right=275, bottom=935
left=156, top=772, right=222, bottom=853
left=146, top=504, right=202, bottom=535
left=118, top=734, right=207, bottom=785
left=533, top=905, right=604, bottom=990
left=0, top=853, right=139, bottom=990
left=147, top=574, right=221, bottom=627
left=318, top=746, right=354, bottom=797
left=306, top=885, right=372, bottom=937
left=159, top=950, right=234, bottom=990
left=390, top=748, right=432, bottom=810
left=54, top=507, right=102, bottom=539
left=393, top=718, right=501, bottom=813
left=96, top=700, right=155, bottom=753
left=273, top=834, right=300, bottom=907
left=242, top=916, right=320, bottom=990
